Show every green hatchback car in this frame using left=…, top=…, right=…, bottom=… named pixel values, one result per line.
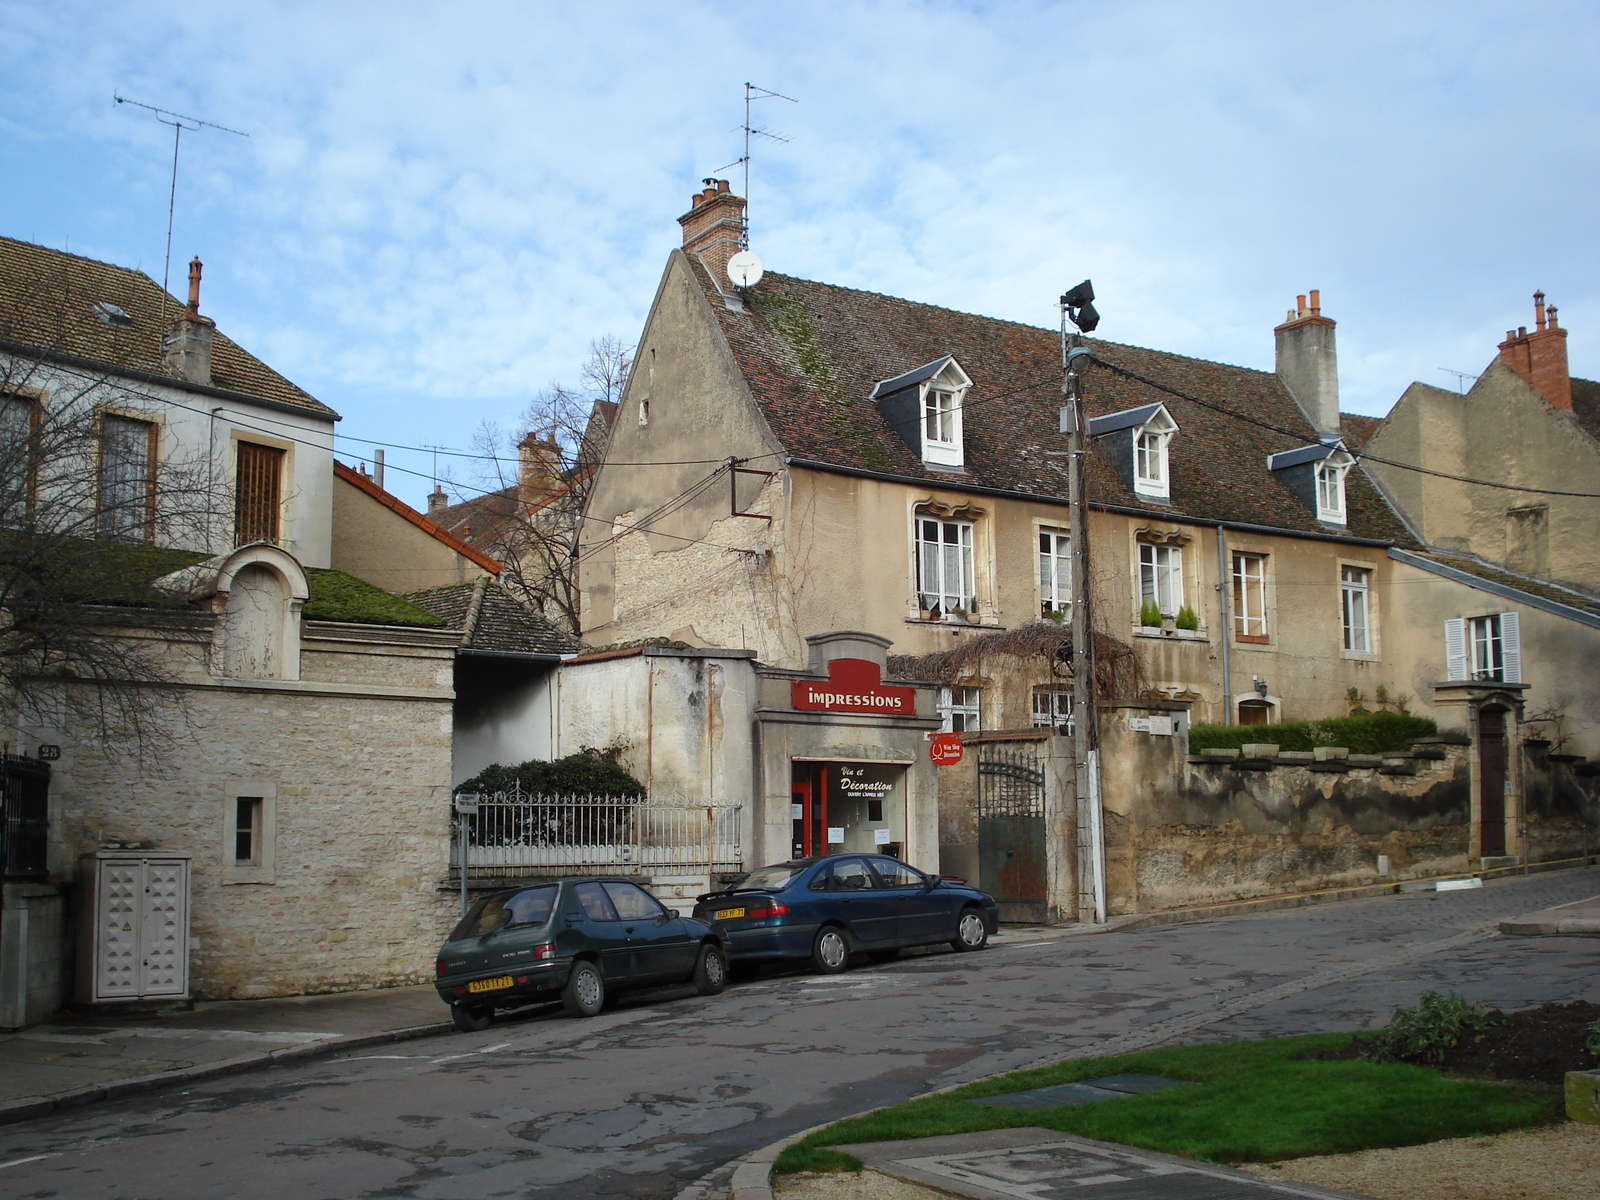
left=435, top=877, right=727, bottom=1031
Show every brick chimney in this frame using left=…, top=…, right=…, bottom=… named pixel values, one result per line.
left=162, top=256, right=215, bottom=385
left=1274, top=289, right=1341, bottom=437
left=1497, top=292, right=1571, bottom=412
left=678, top=178, right=746, bottom=290
left=518, top=432, right=563, bottom=507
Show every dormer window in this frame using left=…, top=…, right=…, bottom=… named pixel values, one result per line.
left=1267, top=440, right=1354, bottom=526
left=872, top=355, right=972, bottom=471
left=1087, top=402, right=1178, bottom=503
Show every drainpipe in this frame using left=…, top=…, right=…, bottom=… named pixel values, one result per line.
left=1216, top=523, right=1232, bottom=725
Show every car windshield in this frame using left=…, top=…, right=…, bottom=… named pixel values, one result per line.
left=449, top=885, right=557, bottom=940
left=730, top=862, right=811, bottom=892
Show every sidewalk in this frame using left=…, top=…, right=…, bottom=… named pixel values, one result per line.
left=1499, top=892, right=1600, bottom=935
left=0, top=982, right=451, bottom=1126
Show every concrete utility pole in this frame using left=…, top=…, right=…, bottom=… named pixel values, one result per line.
left=1060, top=282, right=1106, bottom=924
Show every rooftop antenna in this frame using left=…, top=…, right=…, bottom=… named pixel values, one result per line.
left=1437, top=368, right=1479, bottom=394
left=713, top=83, right=795, bottom=250
left=114, top=93, right=248, bottom=330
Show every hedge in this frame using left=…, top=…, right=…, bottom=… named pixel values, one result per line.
left=1188, top=711, right=1437, bottom=755
left=454, top=754, right=646, bottom=799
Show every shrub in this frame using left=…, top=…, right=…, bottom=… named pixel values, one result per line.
left=1364, top=990, right=1492, bottom=1066
left=454, top=754, right=646, bottom=799
left=1140, top=600, right=1163, bottom=627
left=1188, top=711, right=1436, bottom=754
left=1176, top=604, right=1199, bottom=631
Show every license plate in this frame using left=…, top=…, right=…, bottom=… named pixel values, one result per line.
left=715, top=907, right=746, bottom=920
left=468, top=975, right=513, bottom=993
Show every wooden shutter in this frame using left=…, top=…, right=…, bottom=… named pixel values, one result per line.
left=234, top=443, right=284, bottom=545
left=1443, top=617, right=1467, bottom=681
left=1499, top=611, right=1521, bottom=684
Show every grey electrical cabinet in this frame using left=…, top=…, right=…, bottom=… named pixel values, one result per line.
left=76, top=850, right=192, bottom=1004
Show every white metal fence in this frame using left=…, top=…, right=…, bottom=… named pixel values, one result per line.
left=451, top=790, right=743, bottom=881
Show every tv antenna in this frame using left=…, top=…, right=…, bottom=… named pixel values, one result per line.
left=712, top=82, right=795, bottom=249
left=1437, top=368, right=1479, bottom=394
left=114, top=93, right=248, bottom=328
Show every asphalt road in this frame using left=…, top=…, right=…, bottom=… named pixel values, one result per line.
left=3, top=868, right=1598, bottom=1200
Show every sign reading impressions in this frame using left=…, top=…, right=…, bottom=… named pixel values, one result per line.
left=792, top=657, right=916, bottom=715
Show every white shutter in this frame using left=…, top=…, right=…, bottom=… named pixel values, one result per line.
left=1499, top=611, right=1521, bottom=684
left=1444, top=618, right=1467, bottom=681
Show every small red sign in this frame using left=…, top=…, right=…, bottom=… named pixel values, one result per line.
left=929, top=733, right=964, bottom=766
left=791, top=657, right=916, bottom=716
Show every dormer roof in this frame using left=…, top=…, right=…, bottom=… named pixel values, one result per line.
left=1266, top=441, right=1345, bottom=472
left=1087, top=402, right=1169, bottom=437
left=870, top=355, right=965, bottom=400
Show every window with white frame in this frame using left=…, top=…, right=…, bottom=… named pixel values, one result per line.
left=917, top=516, right=975, bottom=615
left=1138, top=541, right=1183, bottom=617
left=917, top=365, right=970, bottom=469
left=1445, top=613, right=1521, bottom=683
left=1232, top=552, right=1268, bottom=642
left=1039, top=528, right=1071, bottom=618
left=1132, top=408, right=1178, bottom=500
left=1315, top=456, right=1351, bottom=524
left=937, top=686, right=982, bottom=732
left=1032, top=686, right=1074, bottom=734
left=1340, top=565, right=1371, bottom=653
left=924, top=388, right=957, bottom=447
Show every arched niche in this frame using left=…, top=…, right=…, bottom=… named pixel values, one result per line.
left=213, top=543, right=309, bottom=681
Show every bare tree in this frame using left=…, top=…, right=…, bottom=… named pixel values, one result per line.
left=441, top=337, right=631, bottom=633
left=1, top=268, right=227, bottom=759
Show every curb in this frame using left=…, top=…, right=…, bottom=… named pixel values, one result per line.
left=0, top=1019, right=452, bottom=1129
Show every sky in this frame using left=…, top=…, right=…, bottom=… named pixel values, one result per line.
left=2, top=1, right=1595, bottom=511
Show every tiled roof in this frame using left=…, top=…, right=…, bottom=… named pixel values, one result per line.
left=1571, top=377, right=1600, bottom=445
left=691, top=256, right=1415, bottom=543
left=1402, top=550, right=1600, bottom=618
left=407, top=580, right=580, bottom=657
left=0, top=235, right=335, bottom=417
left=1339, top=412, right=1382, bottom=449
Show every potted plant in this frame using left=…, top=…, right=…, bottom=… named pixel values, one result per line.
left=1175, top=605, right=1199, bottom=638
left=965, top=597, right=982, bottom=624
left=947, top=604, right=967, bottom=623
left=1139, top=600, right=1162, bottom=631
left=918, top=594, right=938, bottom=621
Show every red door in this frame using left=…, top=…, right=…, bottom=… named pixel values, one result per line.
left=1478, top=708, right=1507, bottom=857
left=791, top=764, right=827, bottom=858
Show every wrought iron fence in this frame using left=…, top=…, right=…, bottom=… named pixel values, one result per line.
left=2, top=753, right=51, bottom=881
left=450, top=789, right=743, bottom=881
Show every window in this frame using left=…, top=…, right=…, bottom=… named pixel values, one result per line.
left=602, top=881, right=668, bottom=921
left=1, top=394, right=37, bottom=525
left=572, top=881, right=620, bottom=922
left=1135, top=430, right=1167, bottom=493
left=1138, top=542, right=1183, bottom=616
left=872, top=356, right=971, bottom=469
left=638, top=398, right=649, bottom=427
left=823, top=859, right=875, bottom=890
left=1032, top=686, right=1074, bottom=734
left=98, top=414, right=155, bottom=540
left=924, top=387, right=957, bottom=446
left=870, top=859, right=927, bottom=889
left=235, top=442, right=285, bottom=545
left=937, top=686, right=982, bottom=732
left=917, top=516, right=975, bottom=615
left=1232, top=553, right=1268, bottom=642
left=1341, top=566, right=1371, bottom=653
left=1039, top=529, right=1071, bottom=617
left=233, top=797, right=263, bottom=865
left=1315, top=458, right=1349, bottom=523
left=1237, top=699, right=1272, bottom=726
left=1445, top=613, right=1521, bottom=683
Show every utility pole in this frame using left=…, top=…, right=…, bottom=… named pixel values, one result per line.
left=1060, top=281, right=1105, bottom=924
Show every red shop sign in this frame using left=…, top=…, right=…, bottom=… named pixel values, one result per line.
left=929, top=733, right=964, bottom=766
left=792, top=658, right=916, bottom=716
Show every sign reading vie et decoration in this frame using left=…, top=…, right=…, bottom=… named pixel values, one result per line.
left=791, top=658, right=916, bottom=716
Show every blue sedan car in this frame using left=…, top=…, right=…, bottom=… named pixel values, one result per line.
left=692, top=854, right=999, bottom=974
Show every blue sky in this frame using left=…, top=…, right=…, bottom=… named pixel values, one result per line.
left=3, top=1, right=1595, bottom=510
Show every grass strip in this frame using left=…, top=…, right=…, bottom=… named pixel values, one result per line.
left=775, top=1033, right=1559, bottom=1175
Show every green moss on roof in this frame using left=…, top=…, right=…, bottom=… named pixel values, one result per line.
left=303, top=569, right=442, bottom=627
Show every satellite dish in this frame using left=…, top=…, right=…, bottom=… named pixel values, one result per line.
left=727, top=250, right=764, bottom=289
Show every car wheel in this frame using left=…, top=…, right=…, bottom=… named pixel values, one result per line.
left=451, top=1003, right=493, bottom=1033
left=951, top=907, right=989, bottom=952
left=811, top=925, right=850, bottom=974
left=693, top=944, right=727, bottom=995
left=561, top=960, right=606, bottom=1017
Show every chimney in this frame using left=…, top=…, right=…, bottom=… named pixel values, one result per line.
left=1497, top=292, right=1571, bottom=411
left=1274, top=289, right=1341, bottom=437
left=677, top=178, right=747, bottom=290
left=518, top=432, right=563, bottom=507
left=428, top=485, right=449, bottom=515
left=162, top=256, right=216, bottom=385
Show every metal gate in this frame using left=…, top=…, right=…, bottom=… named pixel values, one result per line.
left=2, top=754, right=50, bottom=880
left=977, top=744, right=1047, bottom=923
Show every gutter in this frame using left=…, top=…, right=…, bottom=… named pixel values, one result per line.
left=784, top=458, right=1396, bottom=548
left=1388, top=548, right=1600, bottom=630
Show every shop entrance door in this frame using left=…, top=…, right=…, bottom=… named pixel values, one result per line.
left=791, top=763, right=826, bottom=858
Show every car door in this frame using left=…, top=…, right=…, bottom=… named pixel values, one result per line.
left=604, top=881, right=695, bottom=981
left=869, top=857, right=948, bottom=945
left=822, top=857, right=896, bottom=946
left=568, top=881, right=633, bottom=980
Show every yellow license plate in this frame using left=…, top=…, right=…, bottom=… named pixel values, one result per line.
left=468, top=975, right=514, bottom=993
left=715, top=907, right=746, bottom=920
